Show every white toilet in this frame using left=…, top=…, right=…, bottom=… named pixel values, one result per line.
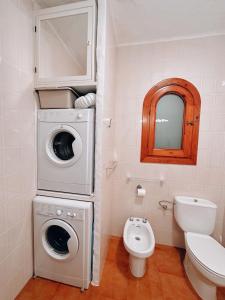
left=174, top=196, right=225, bottom=300
left=123, top=217, right=155, bottom=277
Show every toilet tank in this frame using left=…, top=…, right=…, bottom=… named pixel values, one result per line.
left=174, top=196, right=217, bottom=235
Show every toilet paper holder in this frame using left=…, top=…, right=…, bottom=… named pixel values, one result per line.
left=136, top=185, right=146, bottom=197
left=137, top=184, right=142, bottom=190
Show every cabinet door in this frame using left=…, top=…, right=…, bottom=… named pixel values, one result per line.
left=35, top=1, right=96, bottom=87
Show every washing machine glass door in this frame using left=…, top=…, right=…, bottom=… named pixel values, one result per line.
left=46, top=125, right=82, bottom=167
left=41, top=219, right=79, bottom=261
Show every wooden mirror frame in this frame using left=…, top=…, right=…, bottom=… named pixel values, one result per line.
left=141, top=78, right=201, bottom=165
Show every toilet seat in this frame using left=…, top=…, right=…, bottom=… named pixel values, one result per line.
left=185, top=232, right=225, bottom=285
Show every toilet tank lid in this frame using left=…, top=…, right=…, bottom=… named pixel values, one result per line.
left=174, top=196, right=217, bottom=209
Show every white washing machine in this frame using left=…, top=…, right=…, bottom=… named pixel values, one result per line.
left=33, top=196, right=93, bottom=289
left=38, top=108, right=95, bottom=195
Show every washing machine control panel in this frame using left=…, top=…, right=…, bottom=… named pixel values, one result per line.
left=38, top=109, right=92, bottom=123
left=36, top=203, right=84, bottom=221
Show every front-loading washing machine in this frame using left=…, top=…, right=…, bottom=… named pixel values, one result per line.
left=37, top=108, right=95, bottom=195
left=33, top=196, right=93, bottom=289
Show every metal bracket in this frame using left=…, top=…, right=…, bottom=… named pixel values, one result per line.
left=159, top=200, right=174, bottom=210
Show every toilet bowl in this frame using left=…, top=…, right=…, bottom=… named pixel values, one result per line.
left=174, top=196, right=225, bottom=300
left=123, top=217, right=155, bottom=277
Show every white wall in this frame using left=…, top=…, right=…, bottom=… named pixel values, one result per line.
left=112, top=35, right=225, bottom=248
left=0, top=1, right=36, bottom=299
left=99, top=0, right=116, bottom=272
left=92, top=0, right=116, bottom=284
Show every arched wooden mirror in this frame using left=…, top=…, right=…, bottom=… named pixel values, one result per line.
left=141, top=78, right=201, bottom=165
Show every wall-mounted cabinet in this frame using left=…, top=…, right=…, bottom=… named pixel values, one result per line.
left=34, top=0, right=96, bottom=89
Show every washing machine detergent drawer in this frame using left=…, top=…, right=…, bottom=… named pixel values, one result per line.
left=37, top=109, right=94, bottom=195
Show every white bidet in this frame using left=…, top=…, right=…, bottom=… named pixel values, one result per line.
left=123, top=217, right=155, bottom=277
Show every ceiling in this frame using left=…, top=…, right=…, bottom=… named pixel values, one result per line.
left=109, top=0, right=225, bottom=46
left=34, top=0, right=225, bottom=46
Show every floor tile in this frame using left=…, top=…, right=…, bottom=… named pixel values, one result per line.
left=154, top=244, right=185, bottom=277
left=107, top=236, right=129, bottom=266
left=16, top=236, right=225, bottom=300
left=16, top=278, right=59, bottom=300
left=160, top=272, right=200, bottom=300
left=51, top=284, right=81, bottom=300
left=218, top=288, right=225, bottom=300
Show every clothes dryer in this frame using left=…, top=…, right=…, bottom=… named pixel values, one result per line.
left=38, top=109, right=94, bottom=195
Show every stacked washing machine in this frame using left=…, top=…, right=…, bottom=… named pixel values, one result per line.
left=33, top=89, right=95, bottom=290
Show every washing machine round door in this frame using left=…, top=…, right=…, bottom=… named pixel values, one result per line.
left=46, top=125, right=82, bottom=167
left=41, top=219, right=79, bottom=261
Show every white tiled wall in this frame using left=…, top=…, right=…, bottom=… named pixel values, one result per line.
left=0, top=1, right=36, bottom=299
left=99, top=0, right=116, bottom=273
left=92, top=0, right=116, bottom=284
left=112, top=35, right=225, bottom=247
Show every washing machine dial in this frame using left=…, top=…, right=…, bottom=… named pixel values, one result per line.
left=56, top=209, right=63, bottom=216
left=77, top=113, right=83, bottom=120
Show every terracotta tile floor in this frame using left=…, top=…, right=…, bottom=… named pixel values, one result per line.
left=16, top=236, right=225, bottom=300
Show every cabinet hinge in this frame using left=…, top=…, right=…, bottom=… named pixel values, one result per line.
left=34, top=66, right=37, bottom=73
left=34, top=26, right=37, bottom=33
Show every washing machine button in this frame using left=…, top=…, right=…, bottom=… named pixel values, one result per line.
left=73, top=212, right=77, bottom=217
left=56, top=209, right=63, bottom=216
left=67, top=212, right=72, bottom=217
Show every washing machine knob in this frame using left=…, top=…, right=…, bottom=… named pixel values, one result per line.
left=56, top=209, right=62, bottom=216
left=77, top=113, right=83, bottom=120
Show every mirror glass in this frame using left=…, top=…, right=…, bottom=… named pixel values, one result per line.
left=39, top=13, right=88, bottom=78
left=155, top=94, right=184, bottom=149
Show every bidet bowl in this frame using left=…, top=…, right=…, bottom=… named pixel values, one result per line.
left=123, top=217, right=155, bottom=277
